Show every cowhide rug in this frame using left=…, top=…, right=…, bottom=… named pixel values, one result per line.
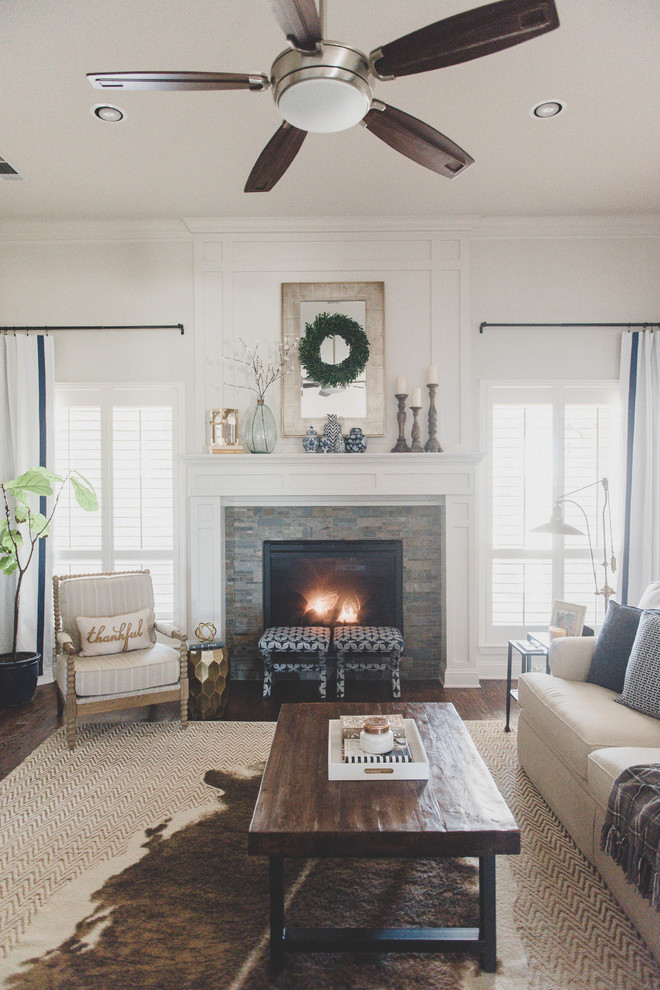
left=1, top=720, right=657, bottom=989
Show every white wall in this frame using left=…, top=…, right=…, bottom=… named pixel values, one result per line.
left=1, top=216, right=659, bottom=677
left=471, top=231, right=660, bottom=383
left=0, top=233, right=197, bottom=449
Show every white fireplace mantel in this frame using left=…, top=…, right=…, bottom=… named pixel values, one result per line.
left=184, top=452, right=484, bottom=687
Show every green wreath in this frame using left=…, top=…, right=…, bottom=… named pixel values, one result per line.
left=298, top=312, right=370, bottom=389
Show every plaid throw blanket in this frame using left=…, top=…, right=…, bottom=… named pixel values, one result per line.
left=601, top=764, right=660, bottom=912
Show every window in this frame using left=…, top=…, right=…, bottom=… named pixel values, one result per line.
left=484, top=384, right=620, bottom=641
left=54, top=386, right=180, bottom=621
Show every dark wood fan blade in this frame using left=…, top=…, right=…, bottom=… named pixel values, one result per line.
left=264, top=0, right=322, bottom=50
left=370, top=0, right=559, bottom=79
left=87, top=71, right=269, bottom=91
left=362, top=102, right=474, bottom=179
left=244, top=122, right=307, bottom=192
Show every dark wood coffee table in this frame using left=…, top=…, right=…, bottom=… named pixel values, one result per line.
left=248, top=701, right=520, bottom=972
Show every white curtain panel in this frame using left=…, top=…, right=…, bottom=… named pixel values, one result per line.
left=619, top=330, right=660, bottom=605
left=0, top=334, right=55, bottom=670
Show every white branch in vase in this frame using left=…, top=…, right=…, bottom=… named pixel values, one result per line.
left=223, top=336, right=296, bottom=401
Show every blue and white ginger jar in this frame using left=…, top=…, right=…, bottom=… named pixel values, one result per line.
left=345, top=427, right=367, bottom=453
left=302, top=426, right=320, bottom=453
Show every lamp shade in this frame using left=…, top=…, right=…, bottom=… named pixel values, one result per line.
left=531, top=504, right=584, bottom=536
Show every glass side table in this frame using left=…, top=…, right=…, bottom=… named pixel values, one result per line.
left=505, top=634, right=550, bottom=732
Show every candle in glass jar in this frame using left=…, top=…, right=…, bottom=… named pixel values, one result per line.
left=395, top=376, right=407, bottom=395
left=411, top=387, right=422, bottom=407
left=427, top=365, right=438, bottom=385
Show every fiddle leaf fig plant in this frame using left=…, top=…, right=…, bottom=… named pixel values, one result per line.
left=1, top=466, right=98, bottom=660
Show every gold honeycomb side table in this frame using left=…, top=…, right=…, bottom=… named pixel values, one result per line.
left=187, top=640, right=229, bottom=720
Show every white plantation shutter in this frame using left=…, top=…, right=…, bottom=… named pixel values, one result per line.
left=486, top=384, right=620, bottom=639
left=55, top=406, right=103, bottom=555
left=54, top=388, right=179, bottom=621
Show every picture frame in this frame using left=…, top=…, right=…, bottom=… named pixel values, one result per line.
left=550, top=601, right=587, bottom=637
left=281, top=281, right=385, bottom=437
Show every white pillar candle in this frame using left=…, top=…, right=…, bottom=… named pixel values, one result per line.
left=427, top=365, right=438, bottom=385
left=411, top=387, right=422, bottom=407
left=395, top=376, right=407, bottom=395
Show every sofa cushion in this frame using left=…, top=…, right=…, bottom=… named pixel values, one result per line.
left=616, top=611, right=660, bottom=719
left=518, top=672, right=660, bottom=781
left=587, top=601, right=644, bottom=693
left=638, top=582, right=660, bottom=609
left=55, top=642, right=180, bottom=697
left=588, top=747, right=660, bottom=811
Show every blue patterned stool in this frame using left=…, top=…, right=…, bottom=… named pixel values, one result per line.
left=334, top=625, right=404, bottom=699
left=258, top=626, right=331, bottom=699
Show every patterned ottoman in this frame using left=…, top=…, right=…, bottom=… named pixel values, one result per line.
left=334, top=625, right=404, bottom=699
left=258, top=626, right=331, bottom=699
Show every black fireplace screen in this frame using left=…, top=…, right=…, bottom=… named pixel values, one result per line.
left=263, top=539, right=403, bottom=631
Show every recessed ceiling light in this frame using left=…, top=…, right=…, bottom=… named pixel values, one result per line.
left=530, top=99, right=565, bottom=119
left=91, top=104, right=125, bottom=122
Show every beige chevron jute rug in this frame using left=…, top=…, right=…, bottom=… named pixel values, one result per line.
left=0, top=719, right=658, bottom=990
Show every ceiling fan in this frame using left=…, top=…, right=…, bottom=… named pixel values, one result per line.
left=88, top=0, right=559, bottom=193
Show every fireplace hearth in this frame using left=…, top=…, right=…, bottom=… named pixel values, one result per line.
left=263, top=539, right=403, bottom=633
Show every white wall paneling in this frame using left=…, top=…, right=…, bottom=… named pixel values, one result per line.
left=192, top=224, right=470, bottom=455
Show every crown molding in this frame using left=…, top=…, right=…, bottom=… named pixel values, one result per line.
left=182, top=215, right=481, bottom=235
left=0, top=219, right=191, bottom=242
left=184, top=214, right=660, bottom=238
left=0, top=214, right=657, bottom=243
left=471, top=214, right=660, bottom=239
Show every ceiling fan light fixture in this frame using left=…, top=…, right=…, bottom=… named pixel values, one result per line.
left=271, top=43, right=372, bottom=134
left=530, top=99, right=565, bottom=119
left=277, top=76, right=370, bottom=132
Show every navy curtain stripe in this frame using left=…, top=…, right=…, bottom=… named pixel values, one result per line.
left=36, top=336, right=47, bottom=671
left=621, top=331, right=639, bottom=606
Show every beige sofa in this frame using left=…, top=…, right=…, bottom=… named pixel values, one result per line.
left=517, top=633, right=660, bottom=962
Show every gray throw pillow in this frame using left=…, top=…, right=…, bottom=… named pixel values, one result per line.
left=587, top=601, right=643, bottom=693
left=616, top=611, right=660, bottom=720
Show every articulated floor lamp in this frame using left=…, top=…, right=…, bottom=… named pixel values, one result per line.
left=532, top=477, right=616, bottom=609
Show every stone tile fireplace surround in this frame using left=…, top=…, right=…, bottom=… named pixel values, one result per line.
left=226, top=507, right=441, bottom=680
left=185, top=453, right=482, bottom=688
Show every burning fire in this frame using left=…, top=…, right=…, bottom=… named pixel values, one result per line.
left=337, top=597, right=360, bottom=623
left=308, top=592, right=338, bottom=618
left=306, top=591, right=361, bottom=623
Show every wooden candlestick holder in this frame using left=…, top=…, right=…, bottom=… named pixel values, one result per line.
left=410, top=405, right=424, bottom=452
left=391, top=394, right=411, bottom=452
left=424, top=383, right=443, bottom=452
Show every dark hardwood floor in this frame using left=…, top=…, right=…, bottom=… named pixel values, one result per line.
left=0, top=677, right=516, bottom=782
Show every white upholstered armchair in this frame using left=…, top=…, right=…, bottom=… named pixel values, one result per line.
left=53, top=570, right=188, bottom=749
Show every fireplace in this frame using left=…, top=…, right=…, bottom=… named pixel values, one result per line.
left=222, top=503, right=446, bottom=681
left=187, top=453, right=480, bottom=686
left=263, top=539, right=403, bottom=633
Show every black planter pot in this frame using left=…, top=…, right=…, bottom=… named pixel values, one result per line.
left=0, top=651, right=41, bottom=707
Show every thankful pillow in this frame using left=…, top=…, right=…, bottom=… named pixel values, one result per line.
left=76, top=607, right=154, bottom=656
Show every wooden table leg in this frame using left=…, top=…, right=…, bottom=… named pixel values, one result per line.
left=479, top=855, right=497, bottom=972
left=269, top=856, right=285, bottom=971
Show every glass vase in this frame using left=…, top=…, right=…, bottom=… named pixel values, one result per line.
left=244, top=399, right=277, bottom=454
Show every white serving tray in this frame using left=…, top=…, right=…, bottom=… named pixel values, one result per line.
left=328, top=718, right=430, bottom=781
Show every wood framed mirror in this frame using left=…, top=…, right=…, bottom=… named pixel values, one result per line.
left=281, top=281, right=385, bottom=437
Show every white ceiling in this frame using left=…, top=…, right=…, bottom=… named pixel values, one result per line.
left=2, top=0, right=659, bottom=221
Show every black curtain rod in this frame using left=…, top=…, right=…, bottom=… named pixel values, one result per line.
left=479, top=321, right=658, bottom=334
left=0, top=323, right=185, bottom=335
